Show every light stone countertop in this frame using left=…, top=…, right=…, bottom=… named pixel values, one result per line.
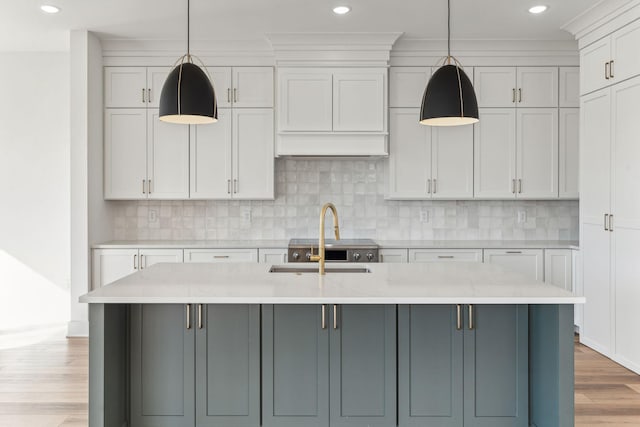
left=80, top=262, right=585, bottom=305
left=92, top=239, right=579, bottom=250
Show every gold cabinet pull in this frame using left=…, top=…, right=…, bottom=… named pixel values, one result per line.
left=468, top=304, right=474, bottom=330
left=198, top=304, right=203, bottom=329
left=333, top=304, right=338, bottom=329
left=186, top=304, right=192, bottom=330
left=605, top=213, right=609, bottom=231
left=142, top=88, right=146, bottom=103
left=233, top=88, right=238, bottom=103
left=512, top=179, right=516, bottom=194
left=512, top=88, right=516, bottom=103
left=609, top=214, right=614, bottom=232
left=148, top=179, right=152, bottom=194
left=518, top=88, right=522, bottom=103
left=142, top=179, right=146, bottom=194
left=140, top=254, right=144, bottom=269
left=610, top=60, right=615, bottom=78
left=227, top=88, right=231, bottom=103
left=456, top=305, right=462, bottom=331
left=518, top=179, right=522, bottom=194
left=605, top=62, right=610, bottom=80
left=148, top=88, right=152, bottom=103
left=321, top=305, right=327, bottom=329
left=427, top=179, right=432, bottom=194
left=134, top=254, right=138, bottom=270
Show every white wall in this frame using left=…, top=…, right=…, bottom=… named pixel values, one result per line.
left=0, top=52, right=70, bottom=331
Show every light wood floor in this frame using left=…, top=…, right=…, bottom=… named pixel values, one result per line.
left=0, top=335, right=638, bottom=426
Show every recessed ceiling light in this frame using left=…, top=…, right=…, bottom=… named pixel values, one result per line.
left=333, top=6, right=351, bottom=15
left=528, top=5, right=548, bottom=14
left=40, top=4, right=60, bottom=14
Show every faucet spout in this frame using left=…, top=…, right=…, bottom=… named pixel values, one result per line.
left=309, top=203, right=341, bottom=275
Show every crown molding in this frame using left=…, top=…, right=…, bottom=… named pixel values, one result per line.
left=265, top=32, right=403, bottom=67
left=562, top=0, right=640, bottom=47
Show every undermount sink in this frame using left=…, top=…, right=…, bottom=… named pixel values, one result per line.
left=269, top=265, right=371, bottom=274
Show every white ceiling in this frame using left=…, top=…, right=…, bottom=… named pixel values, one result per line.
left=2, top=0, right=602, bottom=52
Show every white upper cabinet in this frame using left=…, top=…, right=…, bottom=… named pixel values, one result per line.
left=559, top=108, right=579, bottom=199
left=190, top=109, right=233, bottom=199
left=104, top=67, right=171, bottom=108
left=431, top=125, right=474, bottom=199
left=474, top=67, right=558, bottom=108
left=209, top=67, right=233, bottom=108
left=516, top=108, right=559, bottom=199
left=474, top=109, right=517, bottom=199
left=147, top=110, right=190, bottom=199
left=581, top=19, right=640, bottom=96
left=389, top=67, right=431, bottom=108
left=333, top=71, right=385, bottom=132
left=189, top=109, right=274, bottom=200
left=559, top=67, right=580, bottom=107
left=474, top=67, right=517, bottom=107
left=232, top=67, right=274, bottom=108
left=278, top=69, right=333, bottom=132
left=387, top=108, right=431, bottom=199
left=104, top=109, right=147, bottom=199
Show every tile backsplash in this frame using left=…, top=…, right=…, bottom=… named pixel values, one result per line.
left=112, top=159, right=579, bottom=241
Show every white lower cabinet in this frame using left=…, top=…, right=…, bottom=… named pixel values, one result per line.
left=92, top=249, right=184, bottom=288
left=184, top=249, right=258, bottom=263
left=259, top=249, right=288, bottom=264
left=409, top=249, right=482, bottom=263
left=379, top=249, right=408, bottom=263
left=544, top=249, right=573, bottom=291
left=483, top=249, right=544, bottom=281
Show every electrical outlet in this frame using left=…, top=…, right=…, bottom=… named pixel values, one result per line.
left=517, top=211, right=526, bottom=224
left=148, top=209, right=158, bottom=223
left=419, top=209, right=430, bottom=223
left=241, top=207, right=252, bottom=225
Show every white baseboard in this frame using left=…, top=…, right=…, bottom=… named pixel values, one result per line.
left=612, top=354, right=640, bottom=375
left=580, top=336, right=612, bottom=359
left=67, top=320, right=89, bottom=337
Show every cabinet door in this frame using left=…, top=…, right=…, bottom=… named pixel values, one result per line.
left=580, top=89, right=611, bottom=225
left=259, top=249, right=288, bottom=264
left=104, top=109, right=147, bottom=199
left=184, top=249, right=258, bottom=263
left=398, top=305, right=463, bottom=427
left=387, top=108, right=431, bottom=199
left=104, top=67, right=147, bottom=108
left=333, top=70, right=386, bottom=132
left=464, top=305, right=528, bottom=427
left=409, top=249, right=482, bottom=263
left=278, top=70, right=333, bottom=131
left=92, top=249, right=138, bottom=288
left=330, top=305, right=396, bottom=427
left=580, top=37, right=611, bottom=95
left=559, top=67, right=580, bottom=108
left=208, top=67, right=233, bottom=108
left=233, top=109, right=274, bottom=199
left=473, top=109, right=516, bottom=199
left=483, top=249, right=544, bottom=281
left=190, top=109, right=233, bottom=199
left=544, top=249, right=573, bottom=291
left=196, top=305, right=260, bottom=427
left=379, top=249, right=408, bottom=263
left=131, top=304, right=195, bottom=427
left=611, top=19, right=640, bottom=85
left=581, top=223, right=612, bottom=356
left=516, top=108, right=559, bottom=199
left=147, top=110, right=190, bottom=199
left=389, top=67, right=431, bottom=108
left=559, top=108, right=579, bottom=199
left=614, top=229, right=640, bottom=372
left=233, top=67, right=274, bottom=108
left=516, top=67, right=558, bottom=108
left=474, top=67, right=516, bottom=108
left=262, top=305, right=329, bottom=427
left=147, top=67, right=172, bottom=108
left=139, top=249, right=184, bottom=270
left=432, top=125, right=474, bottom=199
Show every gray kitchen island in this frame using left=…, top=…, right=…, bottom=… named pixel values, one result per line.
left=80, top=262, right=583, bottom=427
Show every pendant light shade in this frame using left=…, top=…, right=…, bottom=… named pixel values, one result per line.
left=159, top=0, right=217, bottom=125
left=419, top=0, right=479, bottom=127
left=159, top=62, right=217, bottom=124
left=419, top=64, right=478, bottom=126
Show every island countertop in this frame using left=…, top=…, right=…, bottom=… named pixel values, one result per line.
left=80, top=262, right=584, bottom=305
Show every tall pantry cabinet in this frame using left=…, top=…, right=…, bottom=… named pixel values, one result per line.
left=579, top=11, right=640, bottom=373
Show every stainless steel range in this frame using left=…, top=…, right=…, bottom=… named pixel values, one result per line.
left=288, top=239, right=379, bottom=263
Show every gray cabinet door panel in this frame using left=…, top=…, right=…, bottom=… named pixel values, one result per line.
left=262, top=304, right=330, bottom=427
left=464, top=304, right=528, bottom=427
left=196, top=304, right=260, bottom=427
left=330, top=305, right=396, bottom=427
left=131, top=304, right=195, bottom=427
left=398, top=305, right=463, bottom=427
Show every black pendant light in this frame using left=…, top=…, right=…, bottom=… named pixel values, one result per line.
left=419, top=0, right=478, bottom=126
left=159, top=0, right=217, bottom=124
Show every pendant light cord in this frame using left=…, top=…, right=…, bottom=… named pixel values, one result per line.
left=447, top=0, right=451, bottom=59
left=187, top=0, right=190, bottom=57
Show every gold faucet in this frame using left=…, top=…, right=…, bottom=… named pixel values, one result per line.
left=309, top=203, right=341, bottom=275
